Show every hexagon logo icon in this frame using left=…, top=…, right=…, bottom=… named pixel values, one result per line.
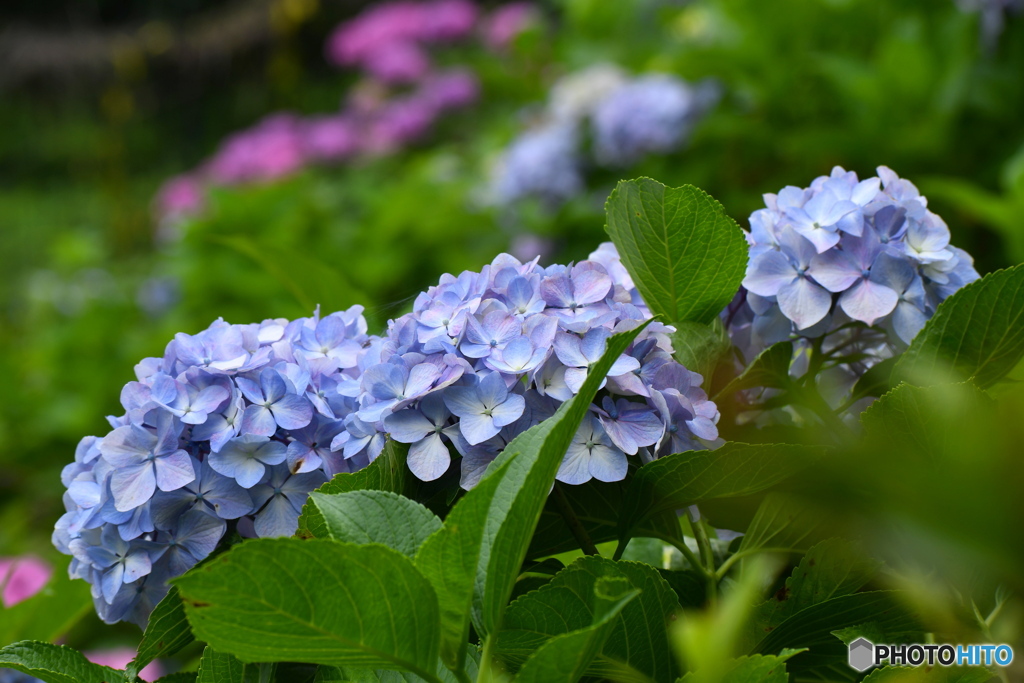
left=848, top=637, right=875, bottom=672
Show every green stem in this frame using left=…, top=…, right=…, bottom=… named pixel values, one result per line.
left=553, top=482, right=600, bottom=556
left=687, top=508, right=718, bottom=609
left=652, top=532, right=710, bottom=579
left=256, top=663, right=277, bottom=683
left=454, top=666, right=474, bottom=683
left=714, top=547, right=805, bottom=580
left=804, top=336, right=827, bottom=378
left=477, top=635, right=500, bottom=683
left=792, top=383, right=855, bottom=438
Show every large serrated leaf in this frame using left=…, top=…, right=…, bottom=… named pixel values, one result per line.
left=173, top=539, right=441, bottom=680
left=310, top=490, right=441, bottom=557
left=605, top=178, right=748, bottom=325
left=511, top=576, right=639, bottom=683
left=741, top=539, right=881, bottom=652
left=496, top=556, right=679, bottom=683
left=126, top=586, right=194, bottom=681
left=196, top=646, right=262, bottom=683
left=859, top=382, right=992, bottom=460
left=296, top=440, right=410, bottom=539
left=751, top=592, right=921, bottom=675
left=678, top=651, right=803, bottom=683
left=0, top=641, right=123, bottom=683
left=860, top=665, right=995, bottom=683
left=896, top=264, right=1024, bottom=388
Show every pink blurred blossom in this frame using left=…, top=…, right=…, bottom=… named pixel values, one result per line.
left=326, top=0, right=477, bottom=73
left=418, top=69, right=480, bottom=111
left=422, top=0, right=479, bottom=41
left=301, top=115, right=361, bottom=162
left=154, top=175, right=205, bottom=219
left=0, top=556, right=52, bottom=607
left=327, top=2, right=426, bottom=65
left=482, top=2, right=539, bottom=50
left=362, top=41, right=432, bottom=84
left=205, top=114, right=307, bottom=185
left=85, top=648, right=163, bottom=682
left=364, top=96, right=437, bottom=154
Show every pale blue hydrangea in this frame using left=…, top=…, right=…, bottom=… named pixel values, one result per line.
left=53, top=306, right=380, bottom=626
left=727, top=166, right=981, bottom=411
left=493, top=69, right=719, bottom=206
left=56, top=246, right=723, bottom=629
left=342, top=246, right=721, bottom=487
left=493, top=123, right=584, bottom=204
left=591, top=75, right=720, bottom=167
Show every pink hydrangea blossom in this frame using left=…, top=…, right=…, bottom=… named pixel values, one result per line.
left=0, top=556, right=52, bottom=607
left=301, top=116, right=361, bottom=162
left=418, top=69, right=480, bottom=111
left=482, top=3, right=539, bottom=50
left=361, top=41, right=432, bottom=84
left=154, top=175, right=205, bottom=220
left=205, top=114, right=306, bottom=185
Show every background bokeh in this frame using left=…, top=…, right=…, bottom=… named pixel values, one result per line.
left=2, top=0, right=1022, bottom=667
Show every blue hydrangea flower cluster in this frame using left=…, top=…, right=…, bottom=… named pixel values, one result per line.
left=730, top=166, right=980, bottom=357
left=52, top=307, right=380, bottom=626
left=492, top=66, right=719, bottom=205
left=53, top=246, right=721, bottom=628
left=362, top=245, right=721, bottom=488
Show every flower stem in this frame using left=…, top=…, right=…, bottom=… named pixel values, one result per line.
left=686, top=507, right=718, bottom=609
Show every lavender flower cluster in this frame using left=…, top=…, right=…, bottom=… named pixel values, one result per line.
left=53, top=244, right=721, bottom=626
left=52, top=307, right=379, bottom=626
left=156, top=0, right=539, bottom=223
left=726, top=166, right=980, bottom=409
left=493, top=65, right=720, bottom=206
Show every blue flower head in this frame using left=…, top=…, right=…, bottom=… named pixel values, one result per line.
left=56, top=246, right=724, bottom=630
left=730, top=166, right=981, bottom=409
left=591, top=75, right=719, bottom=167
left=53, top=306, right=379, bottom=627
left=341, top=246, right=721, bottom=491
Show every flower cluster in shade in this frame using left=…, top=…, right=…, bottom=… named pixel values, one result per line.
left=52, top=244, right=721, bottom=627
left=492, top=64, right=720, bottom=206
left=155, top=0, right=540, bottom=223
left=362, top=243, right=721, bottom=489
left=52, top=306, right=382, bottom=626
